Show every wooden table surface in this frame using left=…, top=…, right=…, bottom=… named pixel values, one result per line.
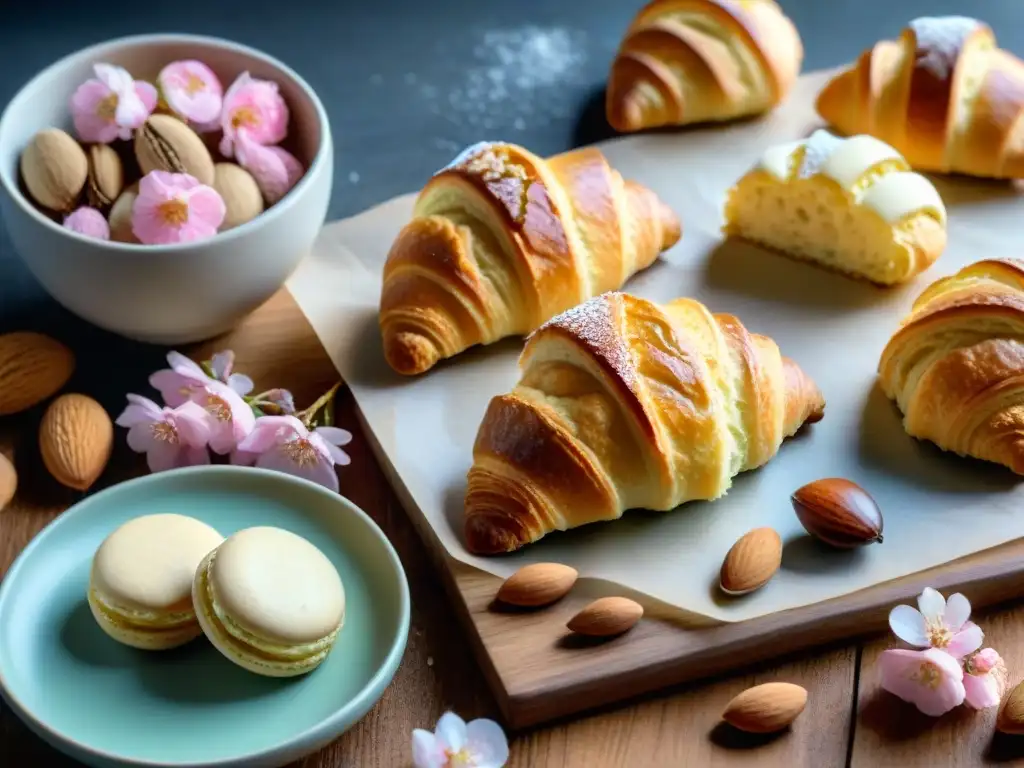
left=4, top=289, right=1024, bottom=768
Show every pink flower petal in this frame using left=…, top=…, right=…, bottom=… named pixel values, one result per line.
left=126, top=422, right=160, bottom=453
left=323, top=442, right=351, bottom=467
left=889, top=605, right=928, bottom=647
left=219, top=71, right=289, bottom=157
left=172, top=401, right=213, bottom=447
left=158, top=60, right=223, bottom=124
left=411, top=730, right=446, bottom=768
left=182, top=445, right=211, bottom=467
left=228, top=373, right=254, bottom=396
left=135, top=81, right=158, bottom=113
left=64, top=207, right=110, bottom=240
left=236, top=131, right=304, bottom=205
left=70, top=80, right=120, bottom=144
left=230, top=448, right=259, bottom=466
left=946, top=623, right=984, bottom=659
left=879, top=648, right=965, bottom=717
left=943, top=593, right=971, bottom=631
left=94, top=63, right=133, bottom=93
left=315, top=426, right=352, bottom=446
left=146, top=440, right=182, bottom=473
left=434, top=712, right=468, bottom=753
left=149, top=370, right=195, bottom=407
left=465, top=718, right=509, bottom=768
left=186, top=185, right=227, bottom=230
left=115, top=395, right=162, bottom=427
left=256, top=445, right=339, bottom=492
left=964, top=673, right=1003, bottom=710
left=210, top=351, right=234, bottom=381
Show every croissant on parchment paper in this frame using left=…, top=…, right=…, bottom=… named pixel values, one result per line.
left=879, top=259, right=1024, bottom=475
left=816, top=16, right=1024, bottom=179
left=463, top=292, right=826, bottom=555
left=605, top=0, right=803, bottom=133
left=378, top=142, right=681, bottom=376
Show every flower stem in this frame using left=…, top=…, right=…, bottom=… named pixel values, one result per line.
left=296, top=382, right=341, bottom=429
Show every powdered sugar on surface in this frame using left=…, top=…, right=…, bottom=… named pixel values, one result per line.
left=418, top=26, right=589, bottom=130
left=909, top=16, right=979, bottom=81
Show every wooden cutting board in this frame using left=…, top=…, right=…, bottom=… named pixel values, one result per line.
left=263, top=287, right=1024, bottom=731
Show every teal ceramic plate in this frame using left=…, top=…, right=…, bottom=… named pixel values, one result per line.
left=0, top=466, right=410, bottom=768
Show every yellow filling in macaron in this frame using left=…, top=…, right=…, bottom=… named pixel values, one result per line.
left=88, top=588, right=198, bottom=631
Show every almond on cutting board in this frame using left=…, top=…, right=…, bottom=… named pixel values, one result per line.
left=0, top=332, right=75, bottom=416
left=722, top=682, right=808, bottom=733
left=496, top=562, right=578, bottom=607
left=0, top=452, right=16, bottom=511
left=566, top=596, right=643, bottom=637
left=39, top=393, right=113, bottom=491
left=997, top=680, right=1024, bottom=734
left=791, top=478, right=883, bottom=548
left=719, top=527, right=783, bottom=596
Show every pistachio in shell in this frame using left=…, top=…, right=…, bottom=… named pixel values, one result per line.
left=213, top=162, right=264, bottom=231
left=108, top=183, right=139, bottom=244
left=134, top=114, right=214, bottom=185
left=19, top=128, right=88, bottom=212
left=86, top=144, right=124, bottom=209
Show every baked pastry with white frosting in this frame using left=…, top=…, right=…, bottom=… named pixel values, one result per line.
left=723, top=130, right=947, bottom=285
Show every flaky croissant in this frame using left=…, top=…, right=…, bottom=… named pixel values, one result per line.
left=879, top=259, right=1024, bottom=474
left=816, top=16, right=1024, bottom=179
left=606, top=0, right=803, bottom=133
left=464, top=292, right=826, bottom=554
left=379, top=142, right=681, bottom=376
left=724, top=130, right=947, bottom=286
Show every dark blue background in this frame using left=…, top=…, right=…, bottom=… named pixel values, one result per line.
left=0, top=0, right=1020, bottom=399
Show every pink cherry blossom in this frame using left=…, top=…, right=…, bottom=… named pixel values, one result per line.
left=70, top=63, right=157, bottom=143
left=114, top=394, right=211, bottom=473
left=219, top=72, right=289, bottom=158
left=150, top=350, right=253, bottom=407
left=412, top=712, right=509, bottom=768
left=236, top=129, right=304, bottom=204
left=131, top=171, right=225, bottom=245
left=232, top=415, right=351, bottom=492
left=157, top=60, right=224, bottom=126
left=888, top=588, right=983, bottom=659
left=191, top=379, right=256, bottom=455
left=63, top=207, right=110, bottom=240
left=879, top=647, right=966, bottom=717
left=963, top=648, right=1007, bottom=709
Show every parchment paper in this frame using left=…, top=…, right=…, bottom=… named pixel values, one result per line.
left=287, top=70, right=1024, bottom=623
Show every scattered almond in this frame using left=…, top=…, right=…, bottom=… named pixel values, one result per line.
left=997, top=679, right=1024, bottom=734
left=720, top=527, right=782, bottom=596
left=0, top=332, right=75, bottom=416
left=722, top=682, right=808, bottom=734
left=0, top=452, right=16, bottom=511
left=566, top=596, right=643, bottom=637
left=496, top=562, right=578, bottom=607
left=791, top=478, right=883, bottom=548
left=39, top=393, right=113, bottom=491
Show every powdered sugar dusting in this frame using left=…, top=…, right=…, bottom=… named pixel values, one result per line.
left=416, top=26, right=588, bottom=130
left=537, top=293, right=638, bottom=391
left=910, top=16, right=980, bottom=81
left=798, top=130, right=842, bottom=178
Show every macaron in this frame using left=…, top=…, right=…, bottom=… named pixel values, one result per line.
left=88, top=513, right=225, bottom=650
left=192, top=526, right=345, bottom=677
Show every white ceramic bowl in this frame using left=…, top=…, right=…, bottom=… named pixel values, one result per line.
left=0, top=34, right=332, bottom=345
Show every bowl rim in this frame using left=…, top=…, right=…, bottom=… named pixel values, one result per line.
left=0, top=32, right=332, bottom=256
left=0, top=465, right=411, bottom=768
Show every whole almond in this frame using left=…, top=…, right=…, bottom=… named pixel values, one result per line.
left=135, top=114, right=214, bottom=185
left=19, top=128, right=88, bottom=212
left=723, top=682, right=808, bottom=733
left=496, top=563, right=578, bottom=607
left=792, top=478, right=883, bottom=549
left=720, top=527, right=782, bottom=596
left=86, top=144, right=124, bottom=209
left=213, top=162, right=264, bottom=231
left=567, top=596, right=643, bottom=637
left=108, top=182, right=140, bottom=243
left=998, top=680, right=1024, bottom=734
left=39, top=394, right=113, bottom=491
left=0, top=332, right=75, bottom=416
left=0, top=452, right=16, bottom=511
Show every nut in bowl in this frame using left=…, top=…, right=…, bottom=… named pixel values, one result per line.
left=0, top=34, right=332, bottom=345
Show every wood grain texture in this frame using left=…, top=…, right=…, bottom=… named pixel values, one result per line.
left=0, top=289, right=860, bottom=766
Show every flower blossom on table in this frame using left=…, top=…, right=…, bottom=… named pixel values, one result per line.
left=231, top=415, right=351, bottom=492
left=236, top=129, right=304, bottom=205
left=63, top=207, right=110, bottom=240
left=879, top=647, right=966, bottom=717
left=150, top=350, right=252, bottom=407
left=963, top=647, right=1007, bottom=710
left=412, top=711, right=509, bottom=768
left=131, top=171, right=225, bottom=245
left=157, top=60, right=223, bottom=127
left=219, top=72, right=289, bottom=159
left=70, top=63, right=157, bottom=143
left=192, top=379, right=256, bottom=455
left=888, top=587, right=983, bottom=659
left=114, top=394, right=211, bottom=473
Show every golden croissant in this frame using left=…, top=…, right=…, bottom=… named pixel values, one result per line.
left=816, top=16, right=1024, bottom=179
left=606, top=0, right=803, bottom=133
left=379, top=142, right=682, bottom=376
left=464, top=292, right=826, bottom=554
left=879, top=258, right=1024, bottom=474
